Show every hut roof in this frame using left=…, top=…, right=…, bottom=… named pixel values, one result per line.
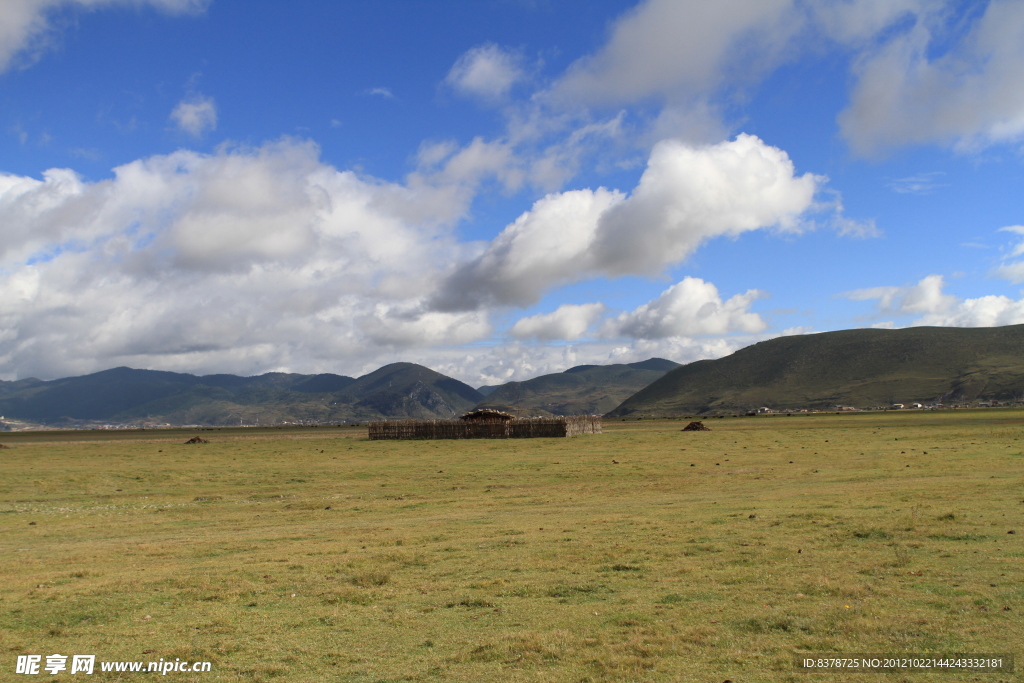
left=460, top=409, right=515, bottom=422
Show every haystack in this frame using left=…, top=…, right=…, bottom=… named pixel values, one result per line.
left=184, top=436, right=209, bottom=444
left=681, top=421, right=710, bottom=432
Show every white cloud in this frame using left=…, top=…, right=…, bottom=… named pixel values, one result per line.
left=510, top=303, right=606, bottom=341
left=592, top=134, right=822, bottom=275
left=446, top=43, right=524, bottom=102
left=845, top=274, right=955, bottom=314
left=602, top=277, right=768, bottom=339
left=170, top=94, right=217, bottom=136
left=433, top=134, right=821, bottom=311
left=0, top=0, right=207, bottom=73
left=845, top=274, right=1024, bottom=327
left=917, top=295, right=1024, bottom=327
left=839, top=0, right=1024, bottom=154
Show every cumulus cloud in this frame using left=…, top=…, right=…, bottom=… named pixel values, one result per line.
left=602, top=277, right=767, bottom=339
left=0, top=0, right=207, bottom=73
left=510, top=303, right=606, bottom=341
left=433, top=134, right=821, bottom=310
left=432, top=187, right=624, bottom=310
left=0, top=138, right=491, bottom=380
left=839, top=0, right=1024, bottom=154
left=591, top=133, right=821, bottom=274
left=845, top=274, right=1024, bottom=327
left=446, top=43, right=525, bottom=102
left=170, top=94, right=217, bottom=136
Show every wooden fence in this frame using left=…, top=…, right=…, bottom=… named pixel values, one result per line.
left=368, top=415, right=602, bottom=440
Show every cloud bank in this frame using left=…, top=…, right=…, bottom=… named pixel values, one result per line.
left=0, top=138, right=478, bottom=379
left=0, top=132, right=824, bottom=382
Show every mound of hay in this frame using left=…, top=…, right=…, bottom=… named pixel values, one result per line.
left=184, top=436, right=209, bottom=444
left=681, top=421, right=710, bottom=432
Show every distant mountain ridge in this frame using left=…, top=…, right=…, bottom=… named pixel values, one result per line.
left=474, top=358, right=680, bottom=416
left=0, top=363, right=483, bottom=427
left=608, top=325, right=1024, bottom=416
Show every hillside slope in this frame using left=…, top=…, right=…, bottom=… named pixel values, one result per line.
left=608, top=326, right=1024, bottom=416
left=476, top=358, right=679, bottom=416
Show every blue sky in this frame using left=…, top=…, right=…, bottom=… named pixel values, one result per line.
left=1, top=0, right=1023, bottom=386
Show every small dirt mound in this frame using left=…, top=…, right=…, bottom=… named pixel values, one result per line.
left=184, top=436, right=209, bottom=444
left=681, top=421, right=710, bottom=432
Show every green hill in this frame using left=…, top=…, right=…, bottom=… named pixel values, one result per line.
left=475, top=358, right=679, bottom=416
left=607, top=325, right=1024, bottom=416
left=327, top=362, right=483, bottom=421
left=0, top=363, right=482, bottom=427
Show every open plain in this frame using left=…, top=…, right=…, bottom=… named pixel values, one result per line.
left=1, top=411, right=1022, bottom=682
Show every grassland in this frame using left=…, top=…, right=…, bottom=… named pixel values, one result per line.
left=1, top=412, right=1022, bottom=682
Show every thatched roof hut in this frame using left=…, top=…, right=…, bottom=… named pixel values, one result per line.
left=460, top=409, right=515, bottom=423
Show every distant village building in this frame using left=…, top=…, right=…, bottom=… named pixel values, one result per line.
left=891, top=403, right=904, bottom=410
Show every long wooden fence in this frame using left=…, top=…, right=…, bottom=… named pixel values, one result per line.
left=367, top=415, right=602, bottom=440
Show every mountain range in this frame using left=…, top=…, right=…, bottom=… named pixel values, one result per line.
left=0, top=363, right=483, bottom=427
left=0, top=358, right=679, bottom=427
left=3, top=324, right=1023, bottom=428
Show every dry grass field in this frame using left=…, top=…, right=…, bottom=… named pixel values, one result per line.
left=1, top=412, right=1022, bottom=682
